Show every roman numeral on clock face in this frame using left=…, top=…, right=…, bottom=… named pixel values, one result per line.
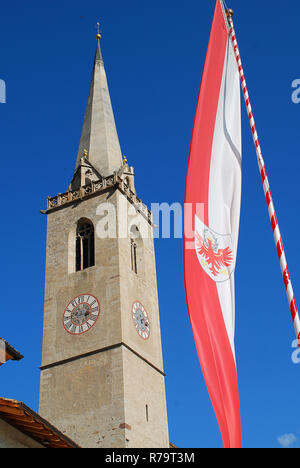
left=64, top=320, right=72, bottom=330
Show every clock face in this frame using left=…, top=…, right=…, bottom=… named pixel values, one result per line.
left=63, top=294, right=100, bottom=335
left=132, top=301, right=150, bottom=340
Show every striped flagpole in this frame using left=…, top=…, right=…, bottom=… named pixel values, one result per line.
left=225, top=8, right=300, bottom=344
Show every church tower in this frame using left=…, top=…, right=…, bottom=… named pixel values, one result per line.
left=39, top=31, right=169, bottom=448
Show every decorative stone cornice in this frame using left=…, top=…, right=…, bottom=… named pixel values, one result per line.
left=44, top=174, right=153, bottom=225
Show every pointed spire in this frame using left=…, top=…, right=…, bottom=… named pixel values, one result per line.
left=75, top=24, right=123, bottom=178
left=95, top=39, right=103, bottom=63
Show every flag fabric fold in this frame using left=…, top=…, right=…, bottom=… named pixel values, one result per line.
left=183, top=0, right=242, bottom=448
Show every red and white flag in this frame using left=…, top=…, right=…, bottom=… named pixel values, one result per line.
left=183, top=0, right=242, bottom=448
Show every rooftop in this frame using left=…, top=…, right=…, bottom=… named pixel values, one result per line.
left=0, top=338, right=23, bottom=365
left=0, top=398, right=80, bottom=448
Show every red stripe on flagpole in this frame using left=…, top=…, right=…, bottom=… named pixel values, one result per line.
left=283, top=267, right=290, bottom=288
left=261, top=166, right=267, bottom=183
left=276, top=238, right=284, bottom=259
left=266, top=189, right=272, bottom=207
left=271, top=214, right=278, bottom=232
left=290, top=298, right=297, bottom=321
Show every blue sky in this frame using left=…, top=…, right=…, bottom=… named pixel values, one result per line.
left=1, top=0, right=300, bottom=449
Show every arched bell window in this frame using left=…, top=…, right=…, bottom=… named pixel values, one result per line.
left=76, top=219, right=95, bottom=272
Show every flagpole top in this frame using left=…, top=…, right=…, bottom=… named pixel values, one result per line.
left=226, top=9, right=234, bottom=19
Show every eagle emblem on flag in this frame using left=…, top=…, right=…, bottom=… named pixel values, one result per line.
left=195, top=216, right=235, bottom=283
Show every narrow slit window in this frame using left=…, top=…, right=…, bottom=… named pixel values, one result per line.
left=76, top=220, right=95, bottom=272
left=146, top=404, right=149, bottom=422
left=131, top=239, right=137, bottom=274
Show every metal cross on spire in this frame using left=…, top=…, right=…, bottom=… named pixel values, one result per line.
left=96, top=22, right=101, bottom=40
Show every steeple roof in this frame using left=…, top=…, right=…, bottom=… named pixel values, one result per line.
left=75, top=34, right=123, bottom=177
left=95, top=37, right=103, bottom=63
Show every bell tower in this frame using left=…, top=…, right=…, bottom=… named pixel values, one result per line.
left=39, top=31, right=169, bottom=448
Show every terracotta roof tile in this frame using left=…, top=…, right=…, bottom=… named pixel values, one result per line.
left=0, top=398, right=80, bottom=448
